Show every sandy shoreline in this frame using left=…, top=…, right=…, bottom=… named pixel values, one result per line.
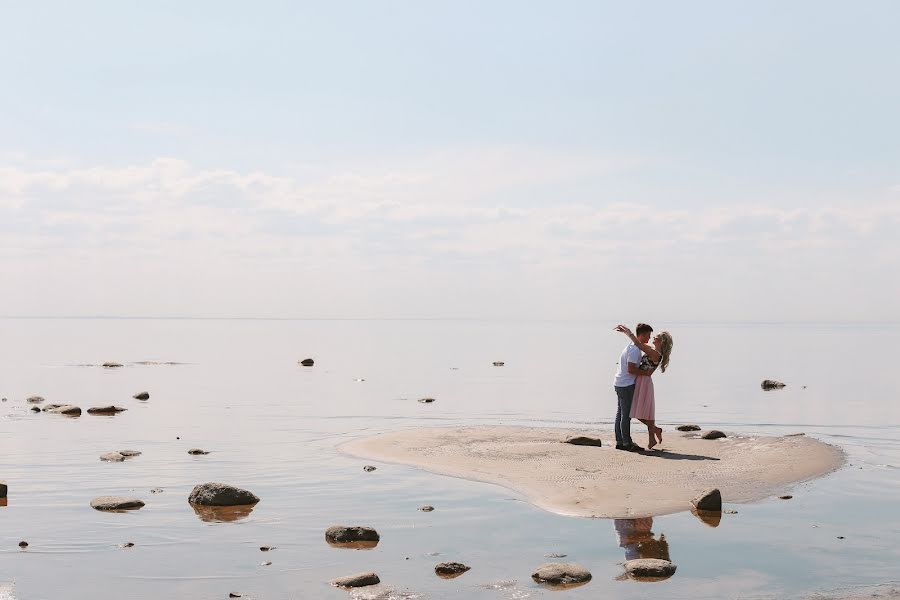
left=341, top=426, right=845, bottom=518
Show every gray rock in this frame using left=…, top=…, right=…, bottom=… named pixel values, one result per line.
left=119, top=542, right=135, bottom=548
left=100, top=452, right=126, bottom=462
left=363, top=465, right=376, bottom=472
left=624, top=558, right=677, bottom=580
left=691, top=488, right=722, bottom=512
left=418, top=397, right=435, bottom=403
left=133, top=392, right=150, bottom=400
left=492, top=361, right=505, bottom=366
left=118, top=450, right=141, bottom=457
left=701, top=430, right=726, bottom=440
left=419, top=505, right=434, bottom=512
left=676, top=424, right=701, bottom=431
left=325, top=525, right=380, bottom=544
left=26, top=395, right=45, bottom=403
left=90, top=496, right=145, bottom=511
left=531, top=563, right=592, bottom=585
left=259, top=545, right=275, bottom=551
left=18, top=540, right=28, bottom=548
left=188, top=448, right=210, bottom=455
left=44, top=404, right=82, bottom=415
left=188, top=482, right=259, bottom=506
left=761, top=379, right=786, bottom=390
left=435, top=562, right=470, bottom=578
left=299, top=358, right=314, bottom=367
left=87, top=406, right=127, bottom=415
left=563, top=435, right=602, bottom=447
left=0, top=481, right=7, bottom=498
left=102, top=362, right=123, bottom=368
left=331, top=572, right=380, bottom=588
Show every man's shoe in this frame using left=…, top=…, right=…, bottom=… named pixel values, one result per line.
left=615, top=444, right=626, bottom=450
left=626, top=443, right=645, bottom=452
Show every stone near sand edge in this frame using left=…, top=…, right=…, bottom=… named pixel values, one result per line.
left=331, top=572, right=380, bottom=588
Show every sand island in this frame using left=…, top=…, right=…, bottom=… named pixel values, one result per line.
left=341, top=426, right=844, bottom=518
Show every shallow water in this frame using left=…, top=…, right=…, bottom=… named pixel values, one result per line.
left=1, top=318, right=898, bottom=599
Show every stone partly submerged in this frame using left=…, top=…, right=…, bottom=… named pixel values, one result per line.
left=418, top=397, right=435, bottom=403
left=435, top=562, right=471, bottom=579
left=701, top=430, right=727, bottom=440
left=325, top=525, right=380, bottom=549
left=133, top=392, right=150, bottom=400
left=691, top=488, right=723, bottom=512
left=562, top=434, right=602, bottom=447
left=188, top=448, right=210, bottom=455
left=188, top=482, right=259, bottom=507
left=87, top=406, right=127, bottom=415
left=43, top=404, right=82, bottom=416
left=331, top=572, right=380, bottom=588
left=26, top=396, right=45, bottom=404
left=299, top=358, right=315, bottom=367
left=624, top=558, right=677, bottom=581
left=676, top=424, right=701, bottom=431
left=102, top=362, right=123, bottom=368
left=118, top=450, right=142, bottom=457
left=761, top=379, right=786, bottom=390
left=90, top=496, right=145, bottom=511
left=531, top=563, right=592, bottom=587
left=100, top=452, right=126, bottom=462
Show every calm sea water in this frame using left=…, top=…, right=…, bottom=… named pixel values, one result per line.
left=1, top=319, right=898, bottom=600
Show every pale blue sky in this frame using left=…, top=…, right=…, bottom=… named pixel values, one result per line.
left=1, top=2, right=898, bottom=320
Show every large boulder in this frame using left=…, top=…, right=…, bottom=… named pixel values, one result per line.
left=91, top=496, right=145, bottom=511
left=563, top=435, right=602, bottom=447
left=531, top=563, right=592, bottom=586
left=691, top=488, right=722, bottom=512
left=701, top=430, right=726, bottom=440
left=624, top=558, right=677, bottom=580
left=188, top=483, right=259, bottom=506
left=435, top=562, right=471, bottom=579
left=331, top=572, right=380, bottom=588
left=761, top=380, right=786, bottom=390
left=325, top=525, right=380, bottom=544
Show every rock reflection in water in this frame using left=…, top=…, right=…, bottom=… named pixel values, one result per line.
left=191, top=503, right=255, bottom=523
left=614, top=518, right=674, bottom=581
left=692, top=508, right=722, bottom=527
left=0, top=498, right=7, bottom=508
left=326, top=539, right=380, bottom=550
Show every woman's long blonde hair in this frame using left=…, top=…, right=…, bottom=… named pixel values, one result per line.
left=658, top=331, right=674, bottom=373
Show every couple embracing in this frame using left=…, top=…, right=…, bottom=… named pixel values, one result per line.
left=612, top=323, right=674, bottom=452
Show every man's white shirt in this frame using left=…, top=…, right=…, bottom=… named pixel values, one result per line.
left=614, top=343, right=642, bottom=387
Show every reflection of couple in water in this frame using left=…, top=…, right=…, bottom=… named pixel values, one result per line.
left=614, top=517, right=670, bottom=562
left=613, top=323, right=674, bottom=451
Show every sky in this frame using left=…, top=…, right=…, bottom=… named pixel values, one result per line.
left=1, top=1, right=898, bottom=321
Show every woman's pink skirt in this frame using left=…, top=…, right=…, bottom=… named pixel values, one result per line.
left=630, top=376, right=655, bottom=420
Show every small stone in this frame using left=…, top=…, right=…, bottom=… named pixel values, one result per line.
left=118, top=450, right=142, bottom=457
left=150, top=488, right=163, bottom=494
left=837, top=536, right=845, bottom=539
left=325, top=525, right=380, bottom=544
left=419, top=505, right=434, bottom=512
left=418, top=397, right=435, bottom=403
left=492, top=361, right=505, bottom=366
left=779, top=495, right=793, bottom=500
left=531, top=563, right=592, bottom=586
left=44, top=404, right=81, bottom=415
left=724, top=509, right=738, bottom=514
left=133, top=392, right=150, bottom=400
left=691, top=488, right=722, bottom=512
left=102, top=362, right=123, bottom=368
left=1, top=397, right=6, bottom=402
left=188, top=482, right=259, bottom=506
left=701, top=430, right=726, bottom=440
left=26, top=396, right=45, bottom=403
left=363, top=465, right=376, bottom=472
left=331, top=572, right=380, bottom=588
left=761, top=379, right=786, bottom=390
left=260, top=545, right=275, bottom=551
left=19, top=540, right=28, bottom=548
left=676, top=424, right=701, bottom=431
left=87, top=406, right=127, bottom=415
left=435, top=562, right=471, bottom=578
left=624, top=558, right=677, bottom=580
left=299, top=358, right=314, bottom=367
left=100, top=452, right=126, bottom=462
left=562, top=435, right=602, bottom=447
left=229, top=593, right=241, bottom=598
left=30, top=406, right=41, bottom=412
left=0, top=481, right=7, bottom=498
left=188, top=449, right=210, bottom=455
left=544, top=552, right=567, bottom=558
left=119, top=542, right=135, bottom=548
left=262, top=561, right=272, bottom=566
left=90, top=496, right=145, bottom=511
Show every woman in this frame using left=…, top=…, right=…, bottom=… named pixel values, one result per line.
left=615, top=325, right=674, bottom=450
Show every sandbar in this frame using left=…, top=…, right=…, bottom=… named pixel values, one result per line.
left=340, top=426, right=844, bottom=518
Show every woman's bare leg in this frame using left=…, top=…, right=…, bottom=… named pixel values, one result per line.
left=639, top=419, right=658, bottom=449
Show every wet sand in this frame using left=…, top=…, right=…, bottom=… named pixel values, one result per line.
left=341, top=426, right=845, bottom=518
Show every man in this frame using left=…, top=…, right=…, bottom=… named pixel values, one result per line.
left=613, top=322, right=653, bottom=451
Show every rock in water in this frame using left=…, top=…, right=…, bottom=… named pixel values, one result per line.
left=624, top=558, right=677, bottom=580
left=18, top=540, right=28, bottom=548
left=188, top=448, right=210, bottom=455
left=363, top=465, right=376, bottom=472
left=30, top=406, right=41, bottom=413
left=133, top=392, right=150, bottom=400
left=676, top=424, right=701, bottom=431
left=118, top=450, right=141, bottom=457
left=435, top=562, right=471, bottom=578
left=90, top=496, right=145, bottom=511
left=0, top=481, right=7, bottom=498
left=100, top=452, right=126, bottom=462
left=531, top=563, right=592, bottom=585
left=761, top=379, right=786, bottom=390
left=492, top=361, right=505, bottom=366
left=418, top=397, right=435, bottom=403
left=26, top=396, right=45, bottom=403
left=691, top=488, right=722, bottom=512
left=44, top=404, right=82, bottom=415
left=325, top=525, right=380, bottom=544
left=419, top=505, right=435, bottom=512
left=562, top=435, right=602, bottom=447
left=87, top=406, right=127, bottom=415
left=102, top=362, right=123, bottom=368
left=299, top=358, right=314, bottom=367
left=701, top=430, right=726, bottom=440
left=331, top=572, right=380, bottom=588
left=188, top=482, right=259, bottom=506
